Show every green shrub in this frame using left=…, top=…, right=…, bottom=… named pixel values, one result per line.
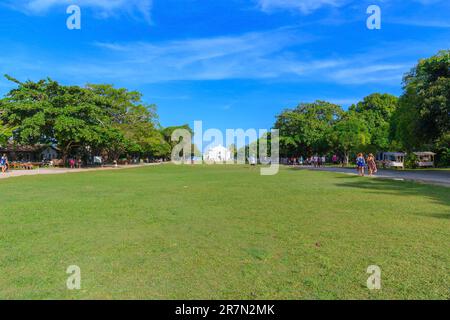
left=435, top=134, right=450, bottom=167
left=404, top=153, right=419, bottom=169
left=436, top=148, right=450, bottom=167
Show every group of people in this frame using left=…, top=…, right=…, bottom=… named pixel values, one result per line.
left=356, top=153, right=378, bottom=177
left=286, top=156, right=328, bottom=167
left=310, top=156, right=326, bottom=168
left=284, top=152, right=379, bottom=178
left=0, top=154, right=9, bottom=173
left=69, top=158, right=83, bottom=169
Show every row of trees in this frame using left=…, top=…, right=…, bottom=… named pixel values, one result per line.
left=273, top=50, right=450, bottom=166
left=0, top=50, right=448, bottom=166
left=0, top=76, right=187, bottom=162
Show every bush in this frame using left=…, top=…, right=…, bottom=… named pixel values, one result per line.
left=435, top=134, right=450, bottom=167
left=436, top=148, right=450, bottom=167
left=404, top=153, right=419, bottom=169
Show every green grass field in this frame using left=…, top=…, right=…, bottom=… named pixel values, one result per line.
left=0, top=165, right=449, bottom=299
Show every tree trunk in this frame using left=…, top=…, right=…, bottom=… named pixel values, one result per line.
left=343, top=152, right=349, bottom=167
left=62, top=142, right=75, bottom=167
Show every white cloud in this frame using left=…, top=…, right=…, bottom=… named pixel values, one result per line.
left=90, top=29, right=314, bottom=81
left=413, top=0, right=445, bottom=4
left=0, top=28, right=446, bottom=88
left=328, top=64, right=408, bottom=84
left=66, top=32, right=416, bottom=85
left=390, top=18, right=450, bottom=28
left=257, top=0, right=348, bottom=14
left=4, top=0, right=152, bottom=21
left=256, top=0, right=449, bottom=15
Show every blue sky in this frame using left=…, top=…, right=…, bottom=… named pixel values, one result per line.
left=0, top=0, right=449, bottom=133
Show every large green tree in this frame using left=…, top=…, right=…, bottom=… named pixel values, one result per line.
left=392, top=50, right=450, bottom=151
left=274, top=101, right=343, bottom=157
left=331, top=114, right=371, bottom=165
left=0, top=121, right=13, bottom=146
left=349, top=93, right=398, bottom=152
left=0, top=76, right=118, bottom=160
left=87, top=84, right=162, bottom=160
left=0, top=76, right=167, bottom=162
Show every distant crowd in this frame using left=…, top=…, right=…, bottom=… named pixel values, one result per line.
left=281, top=155, right=338, bottom=167
left=281, top=153, right=379, bottom=177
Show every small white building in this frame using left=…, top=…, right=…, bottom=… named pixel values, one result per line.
left=204, top=145, right=232, bottom=163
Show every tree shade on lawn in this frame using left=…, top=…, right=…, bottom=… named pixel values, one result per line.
left=0, top=165, right=449, bottom=299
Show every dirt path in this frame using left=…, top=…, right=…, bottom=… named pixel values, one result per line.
left=297, top=166, right=450, bottom=187
left=0, top=163, right=162, bottom=180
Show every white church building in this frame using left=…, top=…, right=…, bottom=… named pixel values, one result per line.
left=204, top=145, right=232, bottom=163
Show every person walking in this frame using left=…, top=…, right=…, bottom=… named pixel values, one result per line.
left=1, top=154, right=7, bottom=173
left=69, top=158, right=75, bottom=169
left=356, top=153, right=366, bottom=176
left=367, top=153, right=378, bottom=176
left=332, top=154, right=338, bottom=164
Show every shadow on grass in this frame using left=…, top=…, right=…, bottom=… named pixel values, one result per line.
left=334, top=176, right=450, bottom=220
left=287, top=166, right=449, bottom=219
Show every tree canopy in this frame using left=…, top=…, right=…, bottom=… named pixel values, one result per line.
left=1, top=49, right=448, bottom=167
left=0, top=76, right=183, bottom=162
left=331, top=114, right=370, bottom=164
left=274, top=101, right=343, bottom=157
left=392, top=50, right=450, bottom=151
left=349, top=93, right=398, bottom=152
left=271, top=50, right=449, bottom=166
